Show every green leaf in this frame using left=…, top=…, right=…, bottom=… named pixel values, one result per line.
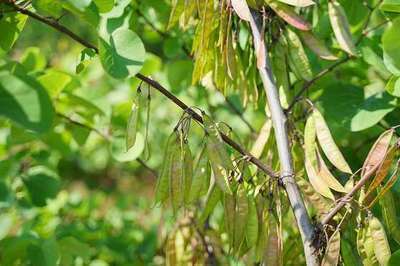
left=23, top=167, right=60, bottom=207
left=99, top=28, right=146, bottom=79
left=388, top=249, right=400, bottom=266
left=385, top=76, right=400, bottom=97
left=0, top=12, right=28, bottom=52
left=381, top=0, right=400, bottom=13
left=58, top=237, right=92, bottom=266
left=20, top=47, right=47, bottom=72
left=65, top=0, right=92, bottom=11
left=350, top=92, right=396, bottom=131
left=318, top=84, right=397, bottom=132
left=93, top=0, right=114, bottom=13
left=37, top=70, right=72, bottom=98
left=383, top=18, right=400, bottom=75
left=32, top=0, right=64, bottom=17
left=0, top=69, right=54, bottom=133
left=110, top=133, right=145, bottom=162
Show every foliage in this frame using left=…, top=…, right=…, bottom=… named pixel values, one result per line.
left=1, top=0, right=400, bottom=265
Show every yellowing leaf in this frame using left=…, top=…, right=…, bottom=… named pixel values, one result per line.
left=328, top=1, right=358, bottom=56
left=313, top=109, right=352, bottom=174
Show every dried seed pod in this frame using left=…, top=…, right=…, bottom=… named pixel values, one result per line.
left=321, top=230, right=341, bottom=266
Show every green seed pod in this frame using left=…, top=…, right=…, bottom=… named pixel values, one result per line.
left=233, top=185, right=248, bottom=254
left=155, top=133, right=178, bottom=205
left=380, top=191, right=400, bottom=245
left=369, top=216, right=391, bottom=265
left=203, top=114, right=233, bottom=194
left=183, top=143, right=193, bottom=205
left=188, top=145, right=209, bottom=203
left=246, top=197, right=259, bottom=247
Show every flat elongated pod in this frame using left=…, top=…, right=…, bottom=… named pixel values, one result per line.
left=155, top=134, right=178, bottom=205
left=316, top=149, right=346, bottom=192
left=362, top=129, right=394, bottom=178
left=305, top=155, right=335, bottom=200
left=200, top=180, right=222, bottom=223
left=231, top=0, right=252, bottom=21
left=313, top=108, right=352, bottom=174
left=299, top=31, right=338, bottom=61
left=126, top=97, right=140, bottom=150
left=380, top=191, right=400, bottom=245
left=224, top=193, right=236, bottom=249
left=286, top=28, right=313, bottom=81
left=369, top=216, right=391, bottom=265
left=277, top=0, right=315, bottom=7
left=357, top=224, right=378, bottom=266
left=167, top=0, right=185, bottom=29
left=364, top=145, right=396, bottom=204
left=188, top=145, right=209, bottom=203
left=251, top=119, right=272, bottom=158
left=297, top=177, right=332, bottom=215
left=263, top=215, right=282, bottom=266
left=203, top=114, right=233, bottom=194
left=183, top=143, right=193, bottom=205
left=166, top=231, right=177, bottom=266
left=322, top=230, right=341, bottom=266
left=328, top=1, right=358, bottom=56
left=246, top=198, right=259, bottom=247
left=233, top=185, right=248, bottom=254
left=267, top=0, right=311, bottom=31
left=169, top=136, right=185, bottom=214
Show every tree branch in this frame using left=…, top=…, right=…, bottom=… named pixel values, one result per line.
left=320, top=165, right=379, bottom=225
left=9, top=2, right=278, bottom=179
left=247, top=7, right=319, bottom=266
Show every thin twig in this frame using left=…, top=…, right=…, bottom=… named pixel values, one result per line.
left=9, top=2, right=278, bottom=179
left=320, top=165, right=380, bottom=225
left=57, top=112, right=158, bottom=175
